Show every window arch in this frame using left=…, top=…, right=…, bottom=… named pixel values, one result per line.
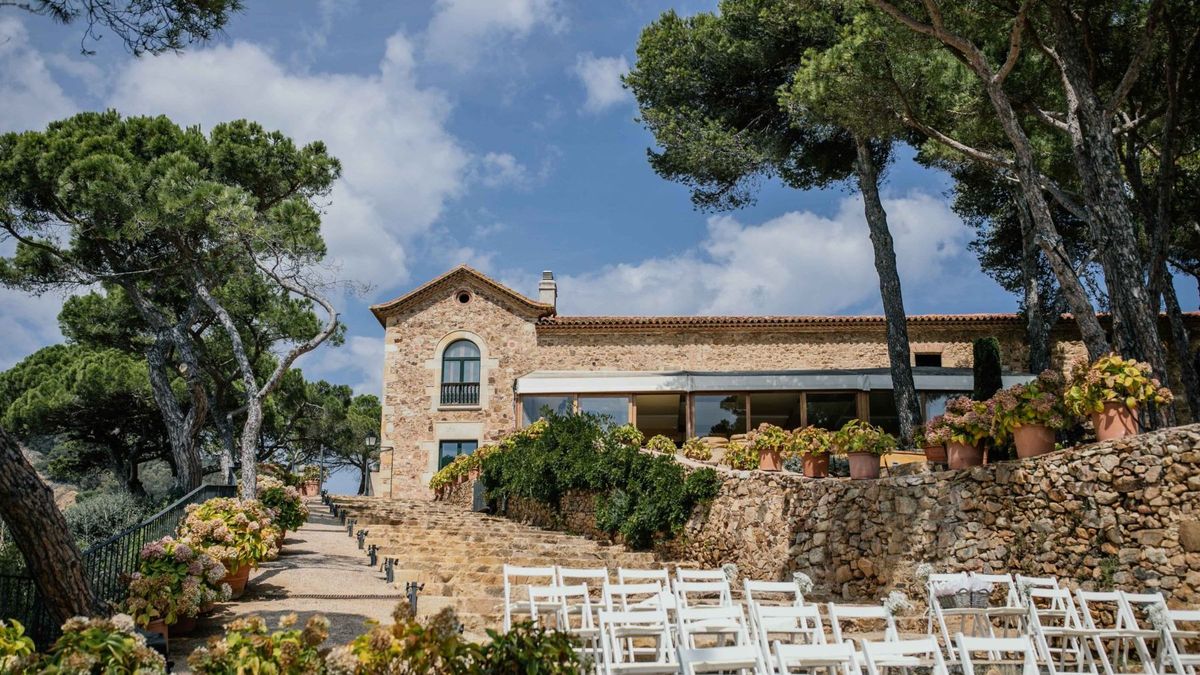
left=441, top=339, right=480, bottom=405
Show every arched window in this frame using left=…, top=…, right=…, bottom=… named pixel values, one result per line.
left=441, top=339, right=480, bottom=405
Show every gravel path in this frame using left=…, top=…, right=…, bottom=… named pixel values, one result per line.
left=167, top=499, right=406, bottom=672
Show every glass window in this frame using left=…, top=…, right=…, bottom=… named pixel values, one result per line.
left=521, top=395, right=572, bottom=425
left=749, top=392, right=801, bottom=430
left=693, top=394, right=747, bottom=439
left=806, top=392, right=858, bottom=430
left=922, top=391, right=961, bottom=421
left=914, top=353, right=943, bottom=367
left=438, top=439, right=478, bottom=470
left=868, top=390, right=900, bottom=436
left=634, top=394, right=685, bottom=444
left=442, top=340, right=480, bottom=384
left=579, top=396, right=629, bottom=426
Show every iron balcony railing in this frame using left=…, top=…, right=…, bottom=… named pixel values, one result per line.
left=0, top=482, right=236, bottom=647
left=441, top=382, right=480, bottom=406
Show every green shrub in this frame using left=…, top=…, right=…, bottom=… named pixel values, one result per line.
left=481, top=412, right=720, bottom=550
left=476, top=621, right=582, bottom=673
left=189, top=613, right=328, bottom=674
left=680, top=437, right=711, bottom=461
left=257, top=475, right=309, bottom=532
left=63, top=491, right=150, bottom=549
left=0, top=620, right=38, bottom=673
left=43, top=615, right=166, bottom=673
left=645, top=434, right=676, bottom=453
left=610, top=424, right=644, bottom=449
left=721, top=440, right=758, bottom=470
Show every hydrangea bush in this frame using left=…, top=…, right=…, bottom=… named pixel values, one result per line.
left=41, top=615, right=166, bottom=674
left=1064, top=354, right=1173, bottom=416
left=992, top=370, right=1070, bottom=439
left=0, top=620, right=38, bottom=673
left=722, top=440, right=758, bottom=470
left=176, top=497, right=279, bottom=573
left=831, top=419, right=897, bottom=456
left=790, top=426, right=832, bottom=457
left=610, top=424, right=645, bottom=449
left=681, top=437, right=712, bottom=461
left=189, top=614, right=329, bottom=674
left=645, top=434, right=677, bottom=453
left=925, top=396, right=994, bottom=446
left=124, top=536, right=230, bottom=627
left=257, top=475, right=309, bottom=532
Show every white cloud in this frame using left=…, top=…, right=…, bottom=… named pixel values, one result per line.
left=106, top=34, right=470, bottom=289
left=477, top=152, right=530, bottom=188
left=0, top=289, right=70, bottom=371
left=556, top=192, right=973, bottom=316
left=0, top=17, right=79, bottom=131
left=423, top=0, right=565, bottom=70
left=296, top=334, right=384, bottom=397
left=573, top=53, right=630, bottom=114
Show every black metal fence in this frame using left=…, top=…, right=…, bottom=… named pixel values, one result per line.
left=0, top=483, right=236, bottom=647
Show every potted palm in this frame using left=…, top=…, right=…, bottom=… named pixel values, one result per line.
left=751, top=423, right=788, bottom=471
left=177, top=497, right=279, bottom=599
left=925, top=396, right=991, bottom=469
left=1064, top=354, right=1173, bottom=441
left=992, top=370, right=1070, bottom=458
left=791, top=426, right=832, bottom=478
left=832, top=419, right=896, bottom=480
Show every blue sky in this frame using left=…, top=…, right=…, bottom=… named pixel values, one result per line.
left=2, top=0, right=1196, bottom=402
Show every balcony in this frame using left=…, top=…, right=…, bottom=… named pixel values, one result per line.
left=441, top=382, right=480, bottom=407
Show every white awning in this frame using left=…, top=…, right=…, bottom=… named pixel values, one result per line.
left=515, top=368, right=1033, bottom=395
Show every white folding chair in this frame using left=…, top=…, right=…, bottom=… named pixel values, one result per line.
left=1163, top=609, right=1200, bottom=675
left=827, top=604, right=899, bottom=646
left=774, top=641, right=861, bottom=675
left=504, top=564, right=556, bottom=631
left=528, top=584, right=565, bottom=629
left=676, top=580, right=734, bottom=609
left=619, top=568, right=671, bottom=585
left=1120, top=592, right=1183, bottom=675
left=956, top=634, right=1039, bottom=675
left=860, top=637, right=949, bottom=675
left=1075, top=589, right=1155, bottom=675
left=752, top=605, right=827, bottom=673
left=677, top=568, right=729, bottom=583
left=926, top=572, right=972, bottom=661
left=559, top=567, right=609, bottom=626
left=1025, top=586, right=1098, bottom=675
left=677, top=605, right=766, bottom=674
left=678, top=644, right=768, bottom=674
left=555, top=583, right=601, bottom=669
left=605, top=582, right=667, bottom=612
left=971, top=572, right=1028, bottom=635
left=745, top=580, right=806, bottom=608
left=598, top=608, right=676, bottom=675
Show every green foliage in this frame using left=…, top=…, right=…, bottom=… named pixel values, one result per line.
left=17, top=0, right=243, bottom=56
left=992, top=370, right=1071, bottom=439
left=63, top=491, right=151, bottom=549
left=177, top=497, right=279, bottom=572
left=610, top=424, right=645, bottom=449
left=1065, top=354, right=1174, bottom=416
left=0, top=620, right=38, bottom=674
left=721, top=440, right=758, bottom=470
left=256, top=475, right=310, bottom=532
left=790, top=426, right=832, bottom=457
left=680, top=437, right=711, bottom=461
left=475, top=621, right=583, bottom=674
left=480, top=412, right=719, bottom=550
left=645, top=434, right=677, bottom=453
left=925, top=397, right=994, bottom=446
left=41, top=615, right=166, bottom=674
left=189, top=613, right=328, bottom=674
left=831, top=419, right=897, bottom=457
left=973, top=338, right=1004, bottom=402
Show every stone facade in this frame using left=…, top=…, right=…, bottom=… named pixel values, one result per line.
left=374, top=265, right=1196, bottom=499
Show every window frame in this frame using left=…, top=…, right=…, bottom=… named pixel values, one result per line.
left=439, top=339, right=481, bottom=407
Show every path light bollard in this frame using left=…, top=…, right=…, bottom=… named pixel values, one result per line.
left=356, top=529, right=368, bottom=549
left=346, top=519, right=356, bottom=537
left=384, top=558, right=395, bottom=584
left=368, top=544, right=378, bottom=567
left=340, top=509, right=348, bottom=525
left=406, top=581, right=424, bottom=615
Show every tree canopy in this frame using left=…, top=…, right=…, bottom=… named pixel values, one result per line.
left=4, top=0, right=243, bottom=55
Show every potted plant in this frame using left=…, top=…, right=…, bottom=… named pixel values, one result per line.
left=1064, top=354, right=1173, bottom=441
left=645, top=434, right=677, bottom=454
left=791, top=426, right=832, bottom=478
left=177, top=497, right=279, bottom=599
left=832, top=419, right=896, bottom=480
left=42, top=615, right=166, bottom=673
left=722, top=439, right=758, bottom=470
left=750, top=423, right=788, bottom=471
left=299, top=465, right=321, bottom=496
left=0, top=619, right=38, bottom=673
left=681, top=437, right=712, bottom=462
left=124, top=537, right=230, bottom=637
left=913, top=425, right=945, bottom=464
left=992, top=370, right=1070, bottom=458
left=257, top=475, right=309, bottom=547
left=925, top=396, right=991, bottom=469
left=189, top=614, right=329, bottom=674
left=610, top=424, right=645, bottom=449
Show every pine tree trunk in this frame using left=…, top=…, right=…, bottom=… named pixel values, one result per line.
left=0, top=426, right=94, bottom=624
left=1014, top=191, right=1052, bottom=373
left=853, top=134, right=922, bottom=445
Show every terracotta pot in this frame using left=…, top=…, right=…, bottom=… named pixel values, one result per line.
left=199, top=600, right=216, bottom=615
left=170, top=615, right=197, bottom=636
left=803, top=453, right=829, bottom=478
left=303, top=480, right=320, bottom=496
left=923, top=444, right=947, bottom=464
left=758, top=448, right=782, bottom=472
left=1013, top=424, right=1055, bottom=458
left=947, top=441, right=984, bottom=469
left=1092, top=401, right=1138, bottom=441
left=275, top=529, right=287, bottom=549
left=222, top=562, right=252, bottom=599
left=847, top=452, right=881, bottom=480
left=144, top=619, right=168, bottom=638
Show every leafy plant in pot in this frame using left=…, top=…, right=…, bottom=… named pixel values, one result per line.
left=124, top=536, right=230, bottom=636
left=790, top=426, right=832, bottom=478
left=925, top=396, right=992, bottom=469
left=176, top=497, right=279, bottom=599
left=299, top=465, right=321, bottom=496
left=43, top=615, right=166, bottom=673
left=750, top=423, right=789, bottom=471
left=1064, top=354, right=1173, bottom=441
left=992, top=370, right=1070, bottom=458
left=257, top=475, right=309, bottom=548
left=832, top=420, right=896, bottom=480
left=912, top=425, right=945, bottom=464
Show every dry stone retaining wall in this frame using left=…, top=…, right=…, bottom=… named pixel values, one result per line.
left=493, top=425, right=1200, bottom=607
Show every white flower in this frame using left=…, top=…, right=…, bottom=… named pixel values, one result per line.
left=793, top=572, right=815, bottom=595
left=110, top=613, right=137, bottom=633
left=722, top=563, right=739, bottom=583
left=884, top=591, right=912, bottom=616
left=1147, top=603, right=1170, bottom=631
left=915, top=563, right=935, bottom=584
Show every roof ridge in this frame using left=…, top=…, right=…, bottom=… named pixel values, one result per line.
left=370, top=265, right=554, bottom=325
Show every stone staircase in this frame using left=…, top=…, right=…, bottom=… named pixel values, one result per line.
left=327, top=496, right=667, bottom=639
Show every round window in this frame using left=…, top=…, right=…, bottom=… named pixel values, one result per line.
left=456, top=291, right=472, bottom=304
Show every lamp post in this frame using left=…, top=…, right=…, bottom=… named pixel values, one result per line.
left=364, top=431, right=378, bottom=496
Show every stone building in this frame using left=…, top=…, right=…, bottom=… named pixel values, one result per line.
left=372, top=265, right=1197, bottom=499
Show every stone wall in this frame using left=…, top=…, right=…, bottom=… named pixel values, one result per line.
left=492, top=425, right=1200, bottom=608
